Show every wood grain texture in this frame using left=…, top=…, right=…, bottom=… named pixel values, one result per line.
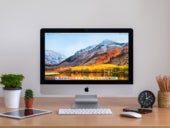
left=0, top=97, right=168, bottom=128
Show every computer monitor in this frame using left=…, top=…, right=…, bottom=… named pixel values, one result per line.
left=40, top=28, right=133, bottom=96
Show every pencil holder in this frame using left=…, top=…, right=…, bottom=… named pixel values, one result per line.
left=158, top=91, right=170, bottom=108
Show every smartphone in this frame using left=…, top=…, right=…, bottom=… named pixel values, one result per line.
left=123, top=107, right=152, bottom=114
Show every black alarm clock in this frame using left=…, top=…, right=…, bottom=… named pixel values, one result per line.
left=138, top=90, right=155, bottom=108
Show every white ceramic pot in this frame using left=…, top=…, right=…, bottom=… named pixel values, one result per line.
left=3, top=88, right=22, bottom=108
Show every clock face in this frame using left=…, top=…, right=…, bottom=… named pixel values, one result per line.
left=138, top=90, right=155, bottom=108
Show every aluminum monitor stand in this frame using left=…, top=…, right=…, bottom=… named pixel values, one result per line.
left=72, top=95, right=100, bottom=109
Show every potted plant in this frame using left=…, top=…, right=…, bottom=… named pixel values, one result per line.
left=24, top=89, right=34, bottom=108
left=0, top=74, right=24, bottom=108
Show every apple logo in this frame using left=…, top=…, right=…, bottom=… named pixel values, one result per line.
left=84, top=87, right=89, bottom=92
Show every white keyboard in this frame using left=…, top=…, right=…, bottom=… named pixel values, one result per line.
left=58, top=108, right=112, bottom=115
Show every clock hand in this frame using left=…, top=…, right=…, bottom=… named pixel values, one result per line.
left=147, top=95, right=151, bottom=99
left=145, top=93, right=148, bottom=99
left=147, top=99, right=152, bottom=101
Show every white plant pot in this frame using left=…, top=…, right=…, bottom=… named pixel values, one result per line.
left=3, top=89, right=22, bottom=108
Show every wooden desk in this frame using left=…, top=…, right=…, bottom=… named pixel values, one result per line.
left=0, top=97, right=169, bottom=128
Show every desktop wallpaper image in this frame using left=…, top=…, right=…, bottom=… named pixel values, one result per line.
left=45, top=33, right=129, bottom=81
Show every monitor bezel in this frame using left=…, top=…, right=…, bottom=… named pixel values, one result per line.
left=40, top=28, right=133, bottom=84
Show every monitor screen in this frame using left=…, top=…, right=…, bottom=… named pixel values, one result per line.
left=40, top=28, right=133, bottom=84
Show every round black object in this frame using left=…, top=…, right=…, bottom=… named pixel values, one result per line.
left=138, top=90, right=155, bottom=108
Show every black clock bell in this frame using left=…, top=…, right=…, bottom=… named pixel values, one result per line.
left=138, top=90, right=155, bottom=108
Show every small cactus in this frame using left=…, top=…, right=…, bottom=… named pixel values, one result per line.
left=25, top=89, right=33, bottom=99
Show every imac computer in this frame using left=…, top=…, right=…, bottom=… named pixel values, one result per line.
left=40, top=28, right=133, bottom=108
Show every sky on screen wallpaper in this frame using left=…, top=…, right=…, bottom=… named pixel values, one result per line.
left=45, top=33, right=128, bottom=57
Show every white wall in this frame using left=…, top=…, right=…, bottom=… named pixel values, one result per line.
left=0, top=0, right=170, bottom=97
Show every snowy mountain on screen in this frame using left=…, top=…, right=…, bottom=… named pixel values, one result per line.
left=56, top=39, right=128, bottom=67
left=45, top=50, right=66, bottom=65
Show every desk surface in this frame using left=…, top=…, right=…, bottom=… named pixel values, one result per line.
left=0, top=97, right=169, bottom=128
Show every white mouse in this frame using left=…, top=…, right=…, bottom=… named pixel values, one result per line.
left=120, top=112, right=142, bottom=118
